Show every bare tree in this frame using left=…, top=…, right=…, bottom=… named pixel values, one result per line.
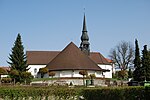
left=109, top=41, right=134, bottom=71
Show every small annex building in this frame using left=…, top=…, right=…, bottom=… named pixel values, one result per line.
left=0, top=67, right=10, bottom=78
left=27, top=15, right=113, bottom=79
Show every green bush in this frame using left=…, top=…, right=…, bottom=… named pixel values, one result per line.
left=82, top=86, right=146, bottom=100
left=0, top=86, right=81, bottom=100
left=0, top=86, right=150, bottom=100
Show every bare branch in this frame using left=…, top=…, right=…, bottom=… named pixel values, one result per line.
left=109, top=41, right=134, bottom=70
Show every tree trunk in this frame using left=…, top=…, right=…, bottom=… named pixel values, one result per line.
left=25, top=79, right=26, bottom=85
left=14, top=78, right=15, bottom=85
left=41, top=73, right=44, bottom=78
left=83, top=75, right=85, bottom=86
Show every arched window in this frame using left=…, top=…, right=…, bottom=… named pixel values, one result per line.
left=34, top=68, right=37, bottom=73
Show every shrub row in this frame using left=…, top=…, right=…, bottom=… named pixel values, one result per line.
left=82, top=86, right=150, bottom=100
left=0, top=86, right=150, bottom=100
left=0, top=86, right=80, bottom=100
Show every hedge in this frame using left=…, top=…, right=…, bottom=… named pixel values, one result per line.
left=0, top=86, right=81, bottom=100
left=0, top=86, right=150, bottom=100
left=82, top=86, right=149, bottom=100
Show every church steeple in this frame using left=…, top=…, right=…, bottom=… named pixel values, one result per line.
left=82, top=14, right=87, bottom=32
left=80, top=14, right=90, bottom=56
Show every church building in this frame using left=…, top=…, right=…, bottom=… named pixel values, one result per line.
left=27, top=15, right=113, bottom=79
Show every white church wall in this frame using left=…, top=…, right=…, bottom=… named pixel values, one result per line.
left=95, top=71, right=103, bottom=77
left=51, top=70, right=83, bottom=78
left=48, top=70, right=103, bottom=78
left=98, top=64, right=112, bottom=78
left=53, top=71, right=60, bottom=78
left=87, top=70, right=102, bottom=78
left=112, top=63, right=116, bottom=74
left=1, top=75, right=9, bottom=78
left=28, top=65, right=104, bottom=78
left=60, top=71, right=72, bottom=77
left=28, top=65, right=46, bottom=78
left=73, top=70, right=102, bottom=78
left=73, top=70, right=84, bottom=77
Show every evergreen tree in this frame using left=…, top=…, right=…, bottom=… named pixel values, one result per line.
left=133, top=39, right=142, bottom=81
left=148, top=51, right=150, bottom=80
left=8, top=33, right=29, bottom=83
left=141, top=45, right=150, bottom=81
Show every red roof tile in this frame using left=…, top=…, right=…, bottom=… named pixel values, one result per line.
left=89, top=52, right=110, bottom=64
left=105, top=58, right=114, bottom=63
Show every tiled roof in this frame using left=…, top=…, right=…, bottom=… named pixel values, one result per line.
left=0, top=67, right=10, bottom=73
left=27, top=51, right=59, bottom=65
left=26, top=43, right=111, bottom=67
left=89, top=52, right=110, bottom=64
left=105, top=58, right=114, bottom=63
left=46, top=42, right=102, bottom=71
left=27, top=51, right=110, bottom=65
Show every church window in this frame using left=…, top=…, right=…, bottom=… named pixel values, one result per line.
left=34, top=68, right=37, bottom=73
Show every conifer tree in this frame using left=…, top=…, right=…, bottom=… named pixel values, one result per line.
left=141, top=45, right=150, bottom=81
left=8, top=33, right=29, bottom=83
left=133, top=39, right=142, bottom=81
left=148, top=51, right=150, bottom=80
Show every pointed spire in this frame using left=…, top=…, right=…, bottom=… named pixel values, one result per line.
left=82, top=14, right=87, bottom=32
left=80, top=14, right=90, bottom=56
left=81, top=14, right=89, bottom=41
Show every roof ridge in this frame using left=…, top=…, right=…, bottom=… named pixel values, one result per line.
left=46, top=42, right=102, bottom=71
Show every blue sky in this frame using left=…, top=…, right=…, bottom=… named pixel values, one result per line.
left=0, top=0, right=150, bottom=66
